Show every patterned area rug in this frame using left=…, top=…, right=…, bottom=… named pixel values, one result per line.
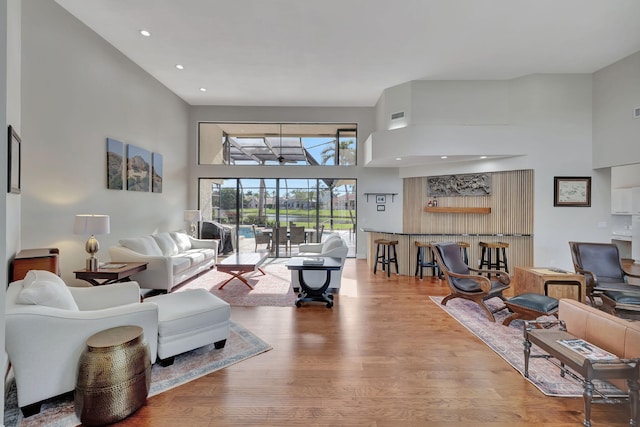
left=4, top=321, right=271, bottom=427
left=175, top=259, right=297, bottom=307
left=430, top=296, right=625, bottom=397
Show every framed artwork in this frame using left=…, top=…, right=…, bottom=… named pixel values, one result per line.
left=106, top=138, right=124, bottom=190
left=8, top=125, right=21, bottom=194
left=126, top=144, right=150, bottom=191
left=554, top=176, right=591, bottom=207
left=377, top=204, right=385, bottom=211
left=152, top=152, right=163, bottom=193
left=376, top=195, right=386, bottom=203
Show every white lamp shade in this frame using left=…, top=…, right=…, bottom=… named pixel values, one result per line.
left=74, top=214, right=110, bottom=235
left=183, top=210, right=202, bottom=222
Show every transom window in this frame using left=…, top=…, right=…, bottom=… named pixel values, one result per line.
left=199, top=122, right=356, bottom=166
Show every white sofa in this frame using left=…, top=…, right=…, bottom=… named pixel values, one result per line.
left=5, top=274, right=158, bottom=415
left=108, top=231, right=218, bottom=292
left=291, top=234, right=349, bottom=291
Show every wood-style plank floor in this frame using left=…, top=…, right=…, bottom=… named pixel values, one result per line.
left=118, top=259, right=631, bottom=426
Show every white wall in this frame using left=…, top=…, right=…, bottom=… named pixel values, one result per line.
left=376, top=74, right=609, bottom=270
left=2, top=0, right=22, bottom=422
left=20, top=0, right=190, bottom=285
left=593, top=51, right=640, bottom=169
left=188, top=105, right=400, bottom=257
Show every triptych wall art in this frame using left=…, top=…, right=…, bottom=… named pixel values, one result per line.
left=106, top=137, right=162, bottom=193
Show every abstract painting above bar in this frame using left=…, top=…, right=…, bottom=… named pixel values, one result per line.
left=427, top=173, right=491, bottom=196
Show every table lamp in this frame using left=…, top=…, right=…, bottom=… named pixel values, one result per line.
left=74, top=214, right=110, bottom=271
left=184, top=210, right=202, bottom=238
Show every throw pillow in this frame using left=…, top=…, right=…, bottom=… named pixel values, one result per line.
left=119, top=236, right=163, bottom=256
left=323, top=238, right=343, bottom=252
left=16, top=270, right=79, bottom=311
left=152, top=232, right=179, bottom=256
left=171, top=231, right=192, bottom=252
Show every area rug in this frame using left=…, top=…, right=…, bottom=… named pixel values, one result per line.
left=4, top=321, right=271, bottom=427
left=175, top=260, right=297, bottom=307
left=430, top=296, right=625, bottom=398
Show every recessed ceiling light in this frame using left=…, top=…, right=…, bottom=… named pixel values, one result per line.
left=175, top=64, right=184, bottom=70
left=440, top=156, right=448, bottom=159
left=395, top=157, right=402, bottom=161
left=199, top=87, right=207, bottom=92
left=480, top=155, right=487, bottom=159
left=139, top=29, right=151, bottom=37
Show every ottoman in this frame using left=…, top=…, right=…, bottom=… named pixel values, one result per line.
left=502, top=293, right=559, bottom=326
left=145, top=289, right=231, bottom=366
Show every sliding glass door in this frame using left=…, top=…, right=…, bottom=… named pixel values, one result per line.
left=198, top=178, right=356, bottom=257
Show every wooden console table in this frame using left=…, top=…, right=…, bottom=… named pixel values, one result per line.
left=513, top=267, right=586, bottom=303
left=12, top=248, right=60, bottom=282
left=524, top=321, right=639, bottom=427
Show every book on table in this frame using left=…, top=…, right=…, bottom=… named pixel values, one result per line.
left=100, top=263, right=127, bottom=269
left=556, top=338, right=618, bottom=361
left=302, top=257, right=325, bottom=266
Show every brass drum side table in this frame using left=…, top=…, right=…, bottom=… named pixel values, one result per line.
left=75, top=325, right=151, bottom=426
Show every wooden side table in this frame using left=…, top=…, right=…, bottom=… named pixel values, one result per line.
left=74, top=262, right=148, bottom=286
left=75, top=325, right=151, bottom=426
left=512, top=266, right=586, bottom=302
left=11, top=248, right=59, bottom=281
left=286, top=257, right=342, bottom=308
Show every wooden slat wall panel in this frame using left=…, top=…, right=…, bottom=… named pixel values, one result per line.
left=379, top=170, right=535, bottom=277
left=403, top=170, right=534, bottom=235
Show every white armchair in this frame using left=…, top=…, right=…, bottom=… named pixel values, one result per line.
left=292, top=235, right=348, bottom=291
left=5, top=276, right=158, bottom=416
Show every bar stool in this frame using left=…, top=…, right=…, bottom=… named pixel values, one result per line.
left=415, top=241, right=439, bottom=279
left=479, top=241, right=509, bottom=277
left=374, top=239, right=399, bottom=278
left=457, top=241, right=470, bottom=265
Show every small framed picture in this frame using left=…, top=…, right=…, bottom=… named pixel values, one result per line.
left=377, top=204, right=385, bottom=211
left=376, top=195, right=386, bottom=203
left=8, top=125, right=21, bottom=194
left=554, top=176, right=591, bottom=207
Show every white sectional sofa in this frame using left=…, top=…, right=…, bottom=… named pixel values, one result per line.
left=108, top=231, right=218, bottom=292
left=291, top=234, right=349, bottom=292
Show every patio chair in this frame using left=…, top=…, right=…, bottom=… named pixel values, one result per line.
left=252, top=225, right=270, bottom=252
left=569, top=241, right=640, bottom=305
left=288, top=226, right=306, bottom=252
left=272, top=226, right=288, bottom=254
left=432, top=241, right=511, bottom=322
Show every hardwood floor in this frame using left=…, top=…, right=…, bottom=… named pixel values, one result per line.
left=120, top=259, right=631, bottom=426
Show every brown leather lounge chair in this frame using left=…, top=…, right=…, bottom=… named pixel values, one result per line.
left=432, top=241, right=511, bottom=322
left=569, top=241, right=640, bottom=308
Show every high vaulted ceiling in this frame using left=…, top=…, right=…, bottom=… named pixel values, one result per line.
left=54, top=0, right=640, bottom=107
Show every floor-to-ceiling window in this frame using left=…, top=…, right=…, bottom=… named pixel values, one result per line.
left=198, top=122, right=358, bottom=257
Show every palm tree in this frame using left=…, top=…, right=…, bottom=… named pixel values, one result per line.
left=321, top=140, right=356, bottom=230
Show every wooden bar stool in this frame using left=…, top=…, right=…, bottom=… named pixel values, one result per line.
left=479, top=241, right=509, bottom=277
left=414, top=241, right=439, bottom=279
left=374, top=239, right=399, bottom=278
left=457, top=241, right=470, bottom=265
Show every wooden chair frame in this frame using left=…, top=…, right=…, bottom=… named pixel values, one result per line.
left=432, top=242, right=511, bottom=322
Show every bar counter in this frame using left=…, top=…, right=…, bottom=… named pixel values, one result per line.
left=363, top=230, right=533, bottom=278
